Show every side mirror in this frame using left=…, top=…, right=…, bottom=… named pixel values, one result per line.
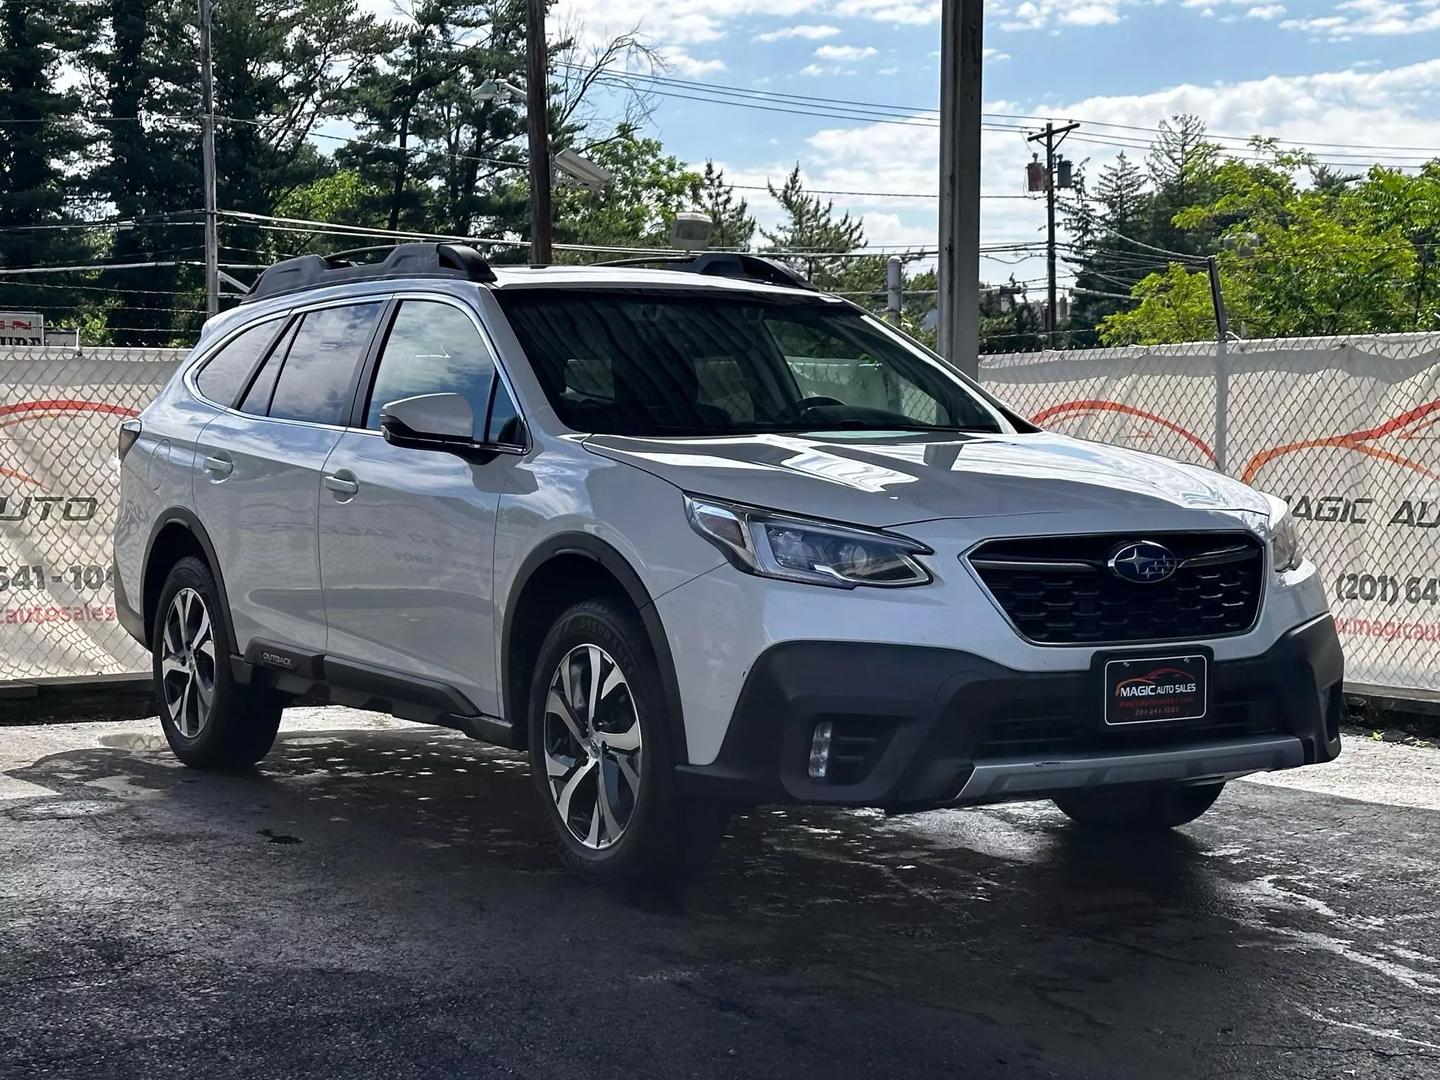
left=380, top=393, right=476, bottom=452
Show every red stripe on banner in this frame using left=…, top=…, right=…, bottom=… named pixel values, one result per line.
left=1030, top=399, right=1218, bottom=464
left=1241, top=399, right=1440, bottom=484
left=0, top=399, right=138, bottom=488
left=0, top=465, right=40, bottom=487
left=0, top=399, right=138, bottom=419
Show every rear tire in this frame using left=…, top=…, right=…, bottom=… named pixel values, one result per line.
left=1053, top=782, right=1225, bottom=831
left=527, top=597, right=728, bottom=886
left=152, top=556, right=282, bottom=770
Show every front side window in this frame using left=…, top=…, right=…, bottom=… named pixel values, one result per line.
left=364, top=301, right=496, bottom=437
left=495, top=290, right=1010, bottom=437
left=195, top=318, right=281, bottom=407
left=267, top=303, right=383, bottom=425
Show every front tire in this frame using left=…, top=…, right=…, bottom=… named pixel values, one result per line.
left=152, top=556, right=282, bottom=769
left=526, top=598, right=727, bottom=886
left=1053, top=782, right=1225, bottom=831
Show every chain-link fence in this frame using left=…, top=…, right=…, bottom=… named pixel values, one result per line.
left=982, top=333, right=1440, bottom=698
left=3, top=336, right=1439, bottom=700
left=0, top=346, right=184, bottom=685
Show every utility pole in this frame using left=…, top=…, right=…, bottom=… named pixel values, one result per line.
left=936, top=0, right=983, bottom=378
left=525, top=0, right=552, bottom=265
left=1027, top=121, right=1079, bottom=349
left=198, top=0, right=218, bottom=318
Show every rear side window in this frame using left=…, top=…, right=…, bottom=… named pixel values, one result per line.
left=364, top=301, right=496, bottom=435
left=268, top=303, right=383, bottom=425
left=195, top=319, right=280, bottom=406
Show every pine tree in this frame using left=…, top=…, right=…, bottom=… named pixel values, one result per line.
left=694, top=162, right=755, bottom=250
left=760, top=167, right=885, bottom=301
left=1146, top=114, right=1218, bottom=255
left=1066, top=153, right=1151, bottom=342
left=88, top=0, right=204, bottom=344
left=0, top=0, right=93, bottom=318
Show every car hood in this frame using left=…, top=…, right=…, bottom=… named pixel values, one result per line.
left=584, top=430, right=1271, bottom=528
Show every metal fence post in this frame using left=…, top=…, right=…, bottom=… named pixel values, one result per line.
left=1207, top=255, right=1230, bottom=474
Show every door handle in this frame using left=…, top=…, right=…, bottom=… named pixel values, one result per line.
left=201, top=454, right=233, bottom=479
left=324, top=471, right=359, bottom=498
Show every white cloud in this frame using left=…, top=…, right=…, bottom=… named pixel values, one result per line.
left=984, top=47, right=1013, bottom=60
left=814, top=43, right=880, bottom=59
left=1245, top=3, right=1285, bottom=17
left=1062, top=2, right=1124, bottom=21
left=829, top=0, right=942, bottom=23
left=997, top=0, right=1130, bottom=29
left=1280, top=0, right=1440, bottom=37
left=551, top=0, right=821, bottom=46
left=799, top=63, right=830, bottom=76
left=668, top=51, right=727, bottom=76
left=754, top=23, right=842, bottom=40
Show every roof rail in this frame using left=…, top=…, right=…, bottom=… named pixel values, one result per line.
left=241, top=242, right=497, bottom=304
left=597, top=252, right=817, bottom=291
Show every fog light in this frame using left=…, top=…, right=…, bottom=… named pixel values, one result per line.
left=808, top=720, right=834, bottom=780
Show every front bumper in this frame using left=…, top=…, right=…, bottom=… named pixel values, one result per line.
left=675, top=613, right=1343, bottom=810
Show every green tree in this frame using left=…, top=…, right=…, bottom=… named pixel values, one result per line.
left=1098, top=157, right=1440, bottom=344
left=0, top=0, right=94, bottom=318
left=694, top=162, right=755, bottom=250
left=761, top=166, right=885, bottom=301
left=87, top=0, right=204, bottom=344
left=549, top=123, right=699, bottom=252
left=1065, top=152, right=1150, bottom=344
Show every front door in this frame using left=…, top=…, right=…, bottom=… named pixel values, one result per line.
left=318, top=297, right=525, bottom=716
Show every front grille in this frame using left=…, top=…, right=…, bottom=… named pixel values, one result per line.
left=967, top=532, right=1264, bottom=645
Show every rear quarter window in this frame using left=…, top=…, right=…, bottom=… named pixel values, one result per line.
left=194, top=318, right=282, bottom=407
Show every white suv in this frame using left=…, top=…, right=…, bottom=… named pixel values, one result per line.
left=113, top=244, right=1343, bottom=883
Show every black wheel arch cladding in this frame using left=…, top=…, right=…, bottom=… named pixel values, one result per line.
left=502, top=533, right=689, bottom=763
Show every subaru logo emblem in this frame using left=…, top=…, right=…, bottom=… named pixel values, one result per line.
left=1108, top=541, right=1178, bottom=584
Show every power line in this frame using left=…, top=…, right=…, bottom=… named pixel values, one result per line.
left=578, top=66, right=1440, bottom=160
left=727, top=182, right=1032, bottom=201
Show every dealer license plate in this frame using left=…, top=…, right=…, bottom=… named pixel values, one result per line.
left=1102, top=654, right=1208, bottom=725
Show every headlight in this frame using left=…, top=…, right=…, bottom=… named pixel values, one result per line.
left=684, top=496, right=933, bottom=589
left=1262, top=495, right=1303, bottom=573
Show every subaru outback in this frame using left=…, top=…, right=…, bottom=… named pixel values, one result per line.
left=113, top=244, right=1343, bottom=883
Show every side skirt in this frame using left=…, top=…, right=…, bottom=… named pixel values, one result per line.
left=234, top=640, right=522, bottom=750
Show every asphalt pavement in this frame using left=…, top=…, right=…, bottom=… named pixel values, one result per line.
left=2, top=708, right=1438, bottom=1080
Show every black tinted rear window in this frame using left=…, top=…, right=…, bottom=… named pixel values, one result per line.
left=495, top=290, right=1003, bottom=437
left=268, top=303, right=383, bottom=425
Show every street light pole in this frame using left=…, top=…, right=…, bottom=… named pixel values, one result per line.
left=525, top=0, right=552, bottom=264
left=198, top=0, right=218, bottom=317
left=937, top=0, right=982, bottom=379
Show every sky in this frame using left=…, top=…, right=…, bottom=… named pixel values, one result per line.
left=533, top=0, right=1440, bottom=290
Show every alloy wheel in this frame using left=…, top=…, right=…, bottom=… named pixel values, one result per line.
left=542, top=644, right=643, bottom=850
left=160, top=587, right=216, bottom=739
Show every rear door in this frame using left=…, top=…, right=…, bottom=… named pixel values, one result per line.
left=317, top=295, right=524, bottom=716
left=192, top=300, right=385, bottom=655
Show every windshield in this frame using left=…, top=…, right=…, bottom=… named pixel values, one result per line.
left=496, top=288, right=1014, bottom=437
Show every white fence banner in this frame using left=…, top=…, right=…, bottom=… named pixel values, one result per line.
left=982, top=334, right=1440, bottom=697
left=2, top=338, right=1438, bottom=701
left=0, top=346, right=184, bottom=683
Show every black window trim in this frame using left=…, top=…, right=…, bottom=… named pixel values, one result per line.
left=224, top=296, right=390, bottom=430
left=348, top=291, right=530, bottom=453
left=185, top=313, right=289, bottom=410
